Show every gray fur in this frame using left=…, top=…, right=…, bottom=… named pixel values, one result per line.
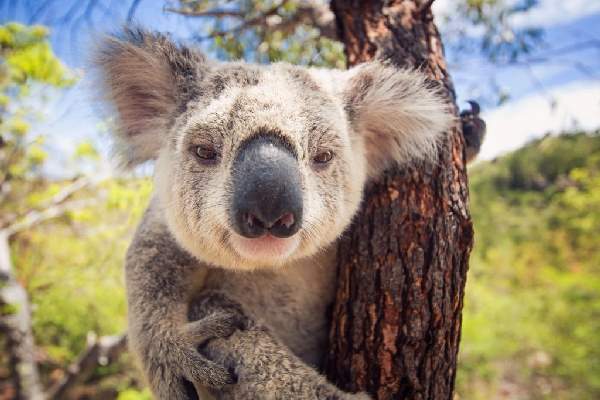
left=189, top=292, right=370, bottom=399
left=98, top=28, right=453, bottom=399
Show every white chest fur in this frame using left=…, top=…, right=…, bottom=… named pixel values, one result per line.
left=203, top=245, right=338, bottom=367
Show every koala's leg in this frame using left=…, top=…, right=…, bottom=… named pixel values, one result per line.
left=190, top=294, right=371, bottom=400
left=126, top=205, right=243, bottom=400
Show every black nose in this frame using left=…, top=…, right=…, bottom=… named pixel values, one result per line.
left=231, top=135, right=303, bottom=239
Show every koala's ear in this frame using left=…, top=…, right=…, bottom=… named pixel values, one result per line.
left=342, top=62, right=454, bottom=177
left=96, top=28, right=207, bottom=166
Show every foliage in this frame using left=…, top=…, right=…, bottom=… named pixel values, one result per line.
left=442, top=0, right=543, bottom=63
left=169, top=0, right=560, bottom=106
left=171, top=0, right=346, bottom=67
left=11, top=178, right=152, bottom=394
left=12, top=179, right=151, bottom=362
left=172, top=0, right=547, bottom=71
left=0, top=23, right=148, bottom=397
left=457, top=131, right=600, bottom=399
left=0, top=23, right=73, bottom=87
left=0, top=22, right=75, bottom=227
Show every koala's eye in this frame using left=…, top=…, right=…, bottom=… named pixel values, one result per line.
left=312, top=150, right=334, bottom=165
left=194, top=145, right=219, bottom=164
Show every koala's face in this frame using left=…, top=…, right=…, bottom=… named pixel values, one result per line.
left=153, top=64, right=366, bottom=269
left=98, top=29, right=453, bottom=270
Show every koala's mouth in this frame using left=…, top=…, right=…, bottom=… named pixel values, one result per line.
left=229, top=232, right=300, bottom=262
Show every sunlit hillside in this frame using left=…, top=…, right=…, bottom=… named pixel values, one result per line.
left=457, top=131, right=600, bottom=400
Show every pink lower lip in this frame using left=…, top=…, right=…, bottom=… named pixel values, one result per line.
left=230, top=232, right=300, bottom=261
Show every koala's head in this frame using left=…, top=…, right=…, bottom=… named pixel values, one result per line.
left=98, top=29, right=453, bottom=270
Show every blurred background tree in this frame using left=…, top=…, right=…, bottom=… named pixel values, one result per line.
left=166, top=0, right=345, bottom=66
left=0, top=0, right=598, bottom=399
left=0, top=22, right=76, bottom=399
left=462, top=131, right=600, bottom=399
left=0, top=22, right=149, bottom=399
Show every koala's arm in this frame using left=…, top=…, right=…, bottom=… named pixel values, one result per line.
left=190, top=296, right=370, bottom=400
left=125, top=202, right=243, bottom=399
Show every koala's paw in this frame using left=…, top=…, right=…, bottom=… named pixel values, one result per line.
left=202, top=326, right=373, bottom=400
left=183, top=310, right=246, bottom=347
left=147, top=308, right=247, bottom=399
left=148, top=349, right=234, bottom=400
left=185, top=314, right=246, bottom=383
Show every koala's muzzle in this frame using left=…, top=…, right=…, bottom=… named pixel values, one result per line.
left=231, top=135, right=303, bottom=239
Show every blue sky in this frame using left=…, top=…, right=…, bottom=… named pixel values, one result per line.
left=432, top=0, right=600, bottom=159
left=1, top=0, right=599, bottom=174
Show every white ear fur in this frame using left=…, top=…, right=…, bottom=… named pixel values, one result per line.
left=96, top=29, right=205, bottom=167
left=343, top=62, right=455, bottom=177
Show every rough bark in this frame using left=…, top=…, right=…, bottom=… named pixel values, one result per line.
left=324, top=1, right=473, bottom=400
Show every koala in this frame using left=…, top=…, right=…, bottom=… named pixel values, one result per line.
left=97, top=28, right=454, bottom=399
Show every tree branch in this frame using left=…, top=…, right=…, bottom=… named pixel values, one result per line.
left=164, top=7, right=244, bottom=18
left=1, top=206, right=122, bottom=400
left=270, top=2, right=337, bottom=40
left=5, top=198, right=98, bottom=237
left=0, top=172, right=99, bottom=399
left=1, top=224, right=124, bottom=399
left=42, top=177, right=93, bottom=209
left=0, top=231, right=45, bottom=400
left=196, top=1, right=288, bottom=40
left=168, top=0, right=338, bottom=41
left=3, top=175, right=99, bottom=234
left=127, top=0, right=143, bottom=22
left=47, top=333, right=127, bottom=400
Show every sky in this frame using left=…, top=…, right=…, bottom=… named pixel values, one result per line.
left=432, top=0, right=600, bottom=161
left=1, top=0, right=599, bottom=174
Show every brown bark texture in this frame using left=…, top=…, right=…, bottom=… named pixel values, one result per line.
left=324, top=1, right=473, bottom=400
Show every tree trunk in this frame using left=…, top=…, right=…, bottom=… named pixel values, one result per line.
left=0, top=231, right=45, bottom=400
left=324, top=1, right=473, bottom=400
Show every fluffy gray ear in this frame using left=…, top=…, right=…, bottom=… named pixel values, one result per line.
left=343, top=62, right=454, bottom=177
left=96, top=28, right=207, bottom=167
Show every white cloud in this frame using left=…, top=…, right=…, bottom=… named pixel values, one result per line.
left=433, top=0, right=600, bottom=28
left=511, top=0, right=600, bottom=28
left=478, top=80, right=600, bottom=160
left=432, top=0, right=452, bottom=17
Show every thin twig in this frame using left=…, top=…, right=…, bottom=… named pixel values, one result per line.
left=127, top=0, right=143, bottom=22
left=1, top=176, right=94, bottom=230
left=171, top=0, right=337, bottom=41
left=42, top=177, right=93, bottom=208
left=5, top=198, right=99, bottom=237
left=164, top=7, right=244, bottom=18
left=195, top=0, right=291, bottom=40
left=47, top=333, right=127, bottom=400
